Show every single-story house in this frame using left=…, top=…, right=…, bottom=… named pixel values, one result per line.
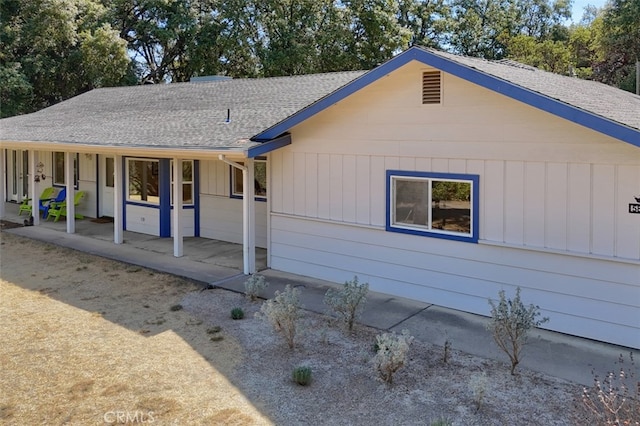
left=1, top=46, right=639, bottom=349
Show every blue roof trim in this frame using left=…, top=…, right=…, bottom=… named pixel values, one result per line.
left=253, top=52, right=416, bottom=141
left=409, top=48, right=640, bottom=148
left=247, top=133, right=292, bottom=157
left=253, top=47, right=639, bottom=148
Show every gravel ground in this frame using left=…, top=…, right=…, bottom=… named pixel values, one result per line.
left=0, top=231, right=598, bottom=425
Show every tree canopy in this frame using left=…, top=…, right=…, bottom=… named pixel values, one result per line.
left=1, top=0, right=637, bottom=118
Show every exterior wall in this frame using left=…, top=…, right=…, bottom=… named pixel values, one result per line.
left=269, top=60, right=640, bottom=348
left=199, top=159, right=268, bottom=248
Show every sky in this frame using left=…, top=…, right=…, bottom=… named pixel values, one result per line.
left=570, top=0, right=609, bottom=23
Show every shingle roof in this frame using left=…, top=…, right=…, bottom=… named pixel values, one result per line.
left=2, top=46, right=638, bottom=153
left=0, top=71, right=365, bottom=151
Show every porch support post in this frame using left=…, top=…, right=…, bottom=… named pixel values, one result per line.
left=114, top=154, right=124, bottom=244
left=28, top=150, right=39, bottom=225
left=243, top=158, right=256, bottom=274
left=65, top=151, right=75, bottom=233
left=173, top=157, right=183, bottom=257
left=0, top=149, right=5, bottom=218
left=218, top=154, right=255, bottom=275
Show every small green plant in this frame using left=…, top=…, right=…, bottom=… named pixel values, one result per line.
left=170, top=304, right=183, bottom=312
left=324, top=276, right=369, bottom=332
left=578, top=352, right=640, bottom=425
left=292, top=366, right=312, bottom=386
left=207, top=326, right=222, bottom=334
left=487, top=287, right=549, bottom=375
left=373, top=329, right=414, bottom=386
left=469, top=371, right=488, bottom=412
left=256, top=284, right=302, bottom=349
left=244, top=274, right=268, bottom=301
left=230, top=307, right=245, bottom=320
left=210, top=335, right=224, bottom=342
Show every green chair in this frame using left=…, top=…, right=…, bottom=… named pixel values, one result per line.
left=47, top=191, right=86, bottom=222
left=18, top=187, right=56, bottom=216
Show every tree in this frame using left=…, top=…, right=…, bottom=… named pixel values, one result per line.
left=594, top=0, right=640, bottom=92
left=397, top=0, right=450, bottom=48
left=0, top=0, right=131, bottom=117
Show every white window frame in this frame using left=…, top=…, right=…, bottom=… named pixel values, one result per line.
left=126, top=158, right=160, bottom=205
left=170, top=160, right=194, bottom=206
left=231, top=158, right=267, bottom=201
left=52, top=152, right=79, bottom=189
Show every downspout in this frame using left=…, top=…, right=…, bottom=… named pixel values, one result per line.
left=218, top=154, right=254, bottom=275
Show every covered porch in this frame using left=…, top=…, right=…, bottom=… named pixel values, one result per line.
left=1, top=201, right=267, bottom=275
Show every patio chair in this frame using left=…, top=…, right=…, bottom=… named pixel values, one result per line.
left=18, top=187, right=56, bottom=216
left=46, top=190, right=85, bottom=222
left=41, top=188, right=66, bottom=219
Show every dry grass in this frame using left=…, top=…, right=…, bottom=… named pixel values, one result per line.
left=0, top=232, right=269, bottom=425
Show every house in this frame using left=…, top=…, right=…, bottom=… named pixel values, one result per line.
left=1, top=46, right=639, bottom=348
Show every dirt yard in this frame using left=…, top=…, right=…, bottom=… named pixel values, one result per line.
left=0, top=231, right=594, bottom=425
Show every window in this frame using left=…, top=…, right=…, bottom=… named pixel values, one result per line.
left=170, top=160, right=194, bottom=205
left=127, top=159, right=159, bottom=204
left=105, top=157, right=114, bottom=188
left=387, top=170, right=478, bottom=242
left=53, top=152, right=79, bottom=188
left=231, top=158, right=267, bottom=200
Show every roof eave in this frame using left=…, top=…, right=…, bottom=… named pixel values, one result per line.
left=0, top=140, right=253, bottom=159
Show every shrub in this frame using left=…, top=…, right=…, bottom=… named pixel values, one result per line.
left=324, top=276, right=369, bottom=332
left=169, top=304, right=183, bottom=311
left=577, top=352, right=640, bottom=425
left=257, top=284, right=302, bottom=349
left=469, top=372, right=488, bottom=412
left=244, top=274, right=268, bottom=301
left=292, top=366, right=312, bottom=386
left=487, top=287, right=549, bottom=375
left=373, top=329, right=414, bottom=385
left=230, top=307, right=244, bottom=320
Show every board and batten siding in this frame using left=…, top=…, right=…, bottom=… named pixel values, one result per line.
left=199, top=159, right=268, bottom=248
left=268, top=60, right=640, bottom=348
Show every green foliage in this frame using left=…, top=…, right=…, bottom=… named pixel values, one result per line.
left=373, top=329, right=414, bottom=385
left=292, top=366, right=312, bottom=386
left=170, top=304, right=183, bottom=311
left=430, top=420, right=452, bottom=426
left=324, top=276, right=369, bottom=332
left=487, top=287, right=549, bottom=375
left=244, top=274, right=268, bottom=302
left=0, top=0, right=131, bottom=116
left=230, top=307, right=245, bottom=320
left=257, top=285, right=302, bottom=349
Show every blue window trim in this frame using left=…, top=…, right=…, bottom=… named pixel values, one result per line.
left=229, top=158, right=268, bottom=202
left=386, top=170, right=479, bottom=243
left=52, top=152, right=80, bottom=189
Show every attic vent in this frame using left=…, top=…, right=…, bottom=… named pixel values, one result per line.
left=422, top=71, right=441, bottom=104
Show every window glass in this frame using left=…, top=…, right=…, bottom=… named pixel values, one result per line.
left=232, top=159, right=267, bottom=199
left=105, top=157, right=115, bottom=188
left=389, top=171, right=477, bottom=242
left=170, top=160, right=194, bottom=205
left=53, top=152, right=79, bottom=188
left=127, top=159, right=159, bottom=204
